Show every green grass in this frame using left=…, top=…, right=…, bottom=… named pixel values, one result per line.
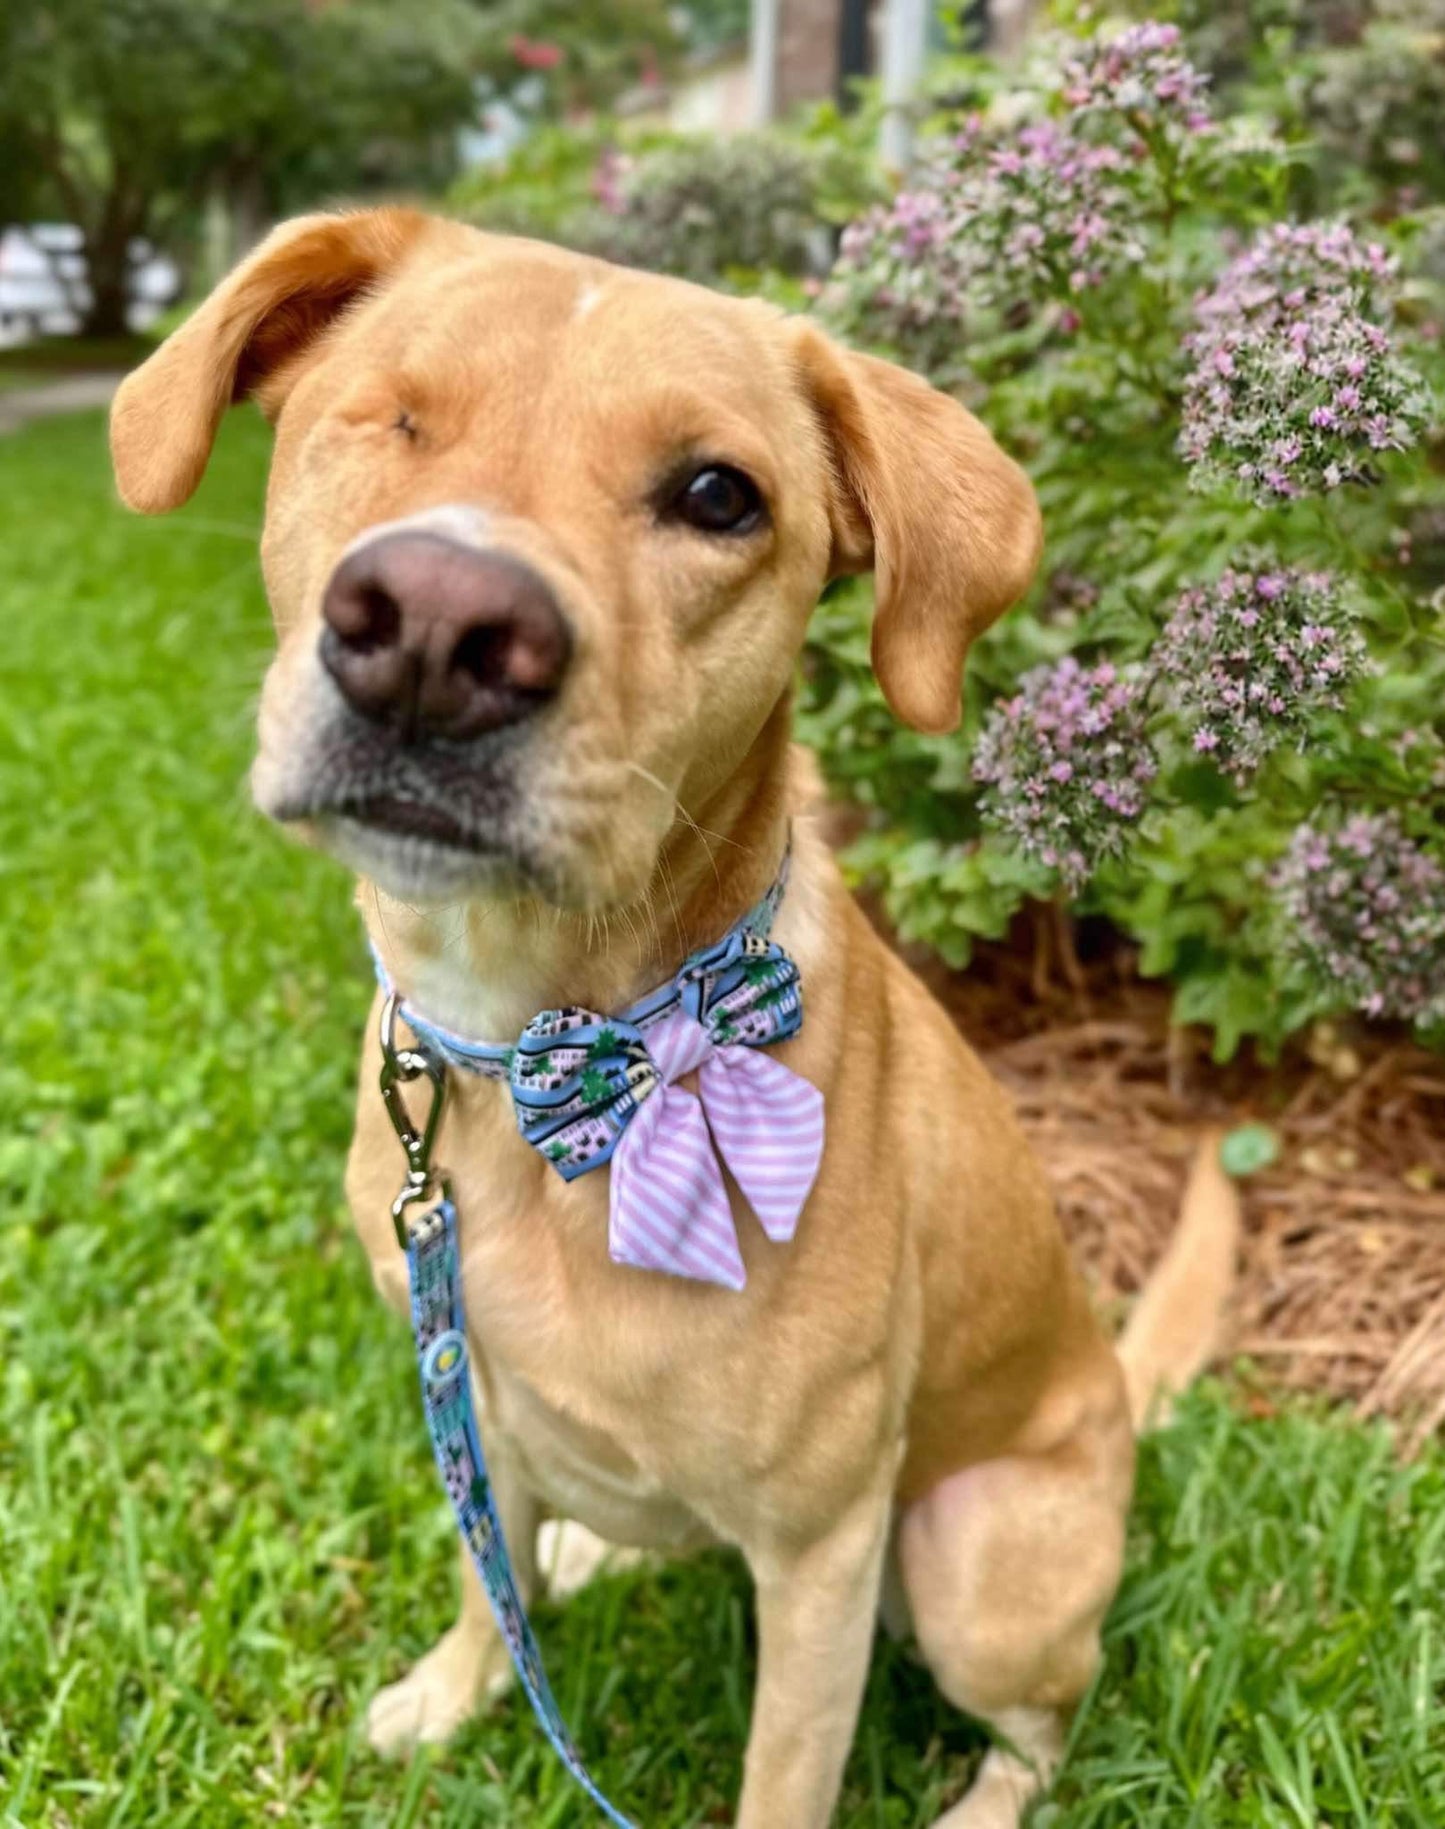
left=1, top=408, right=1442, bottom=1827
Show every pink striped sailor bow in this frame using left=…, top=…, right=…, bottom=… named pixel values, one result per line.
left=505, top=929, right=825, bottom=1290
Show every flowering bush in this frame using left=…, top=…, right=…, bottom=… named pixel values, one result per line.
left=973, top=658, right=1157, bottom=887
left=820, top=22, right=1221, bottom=367
left=1152, top=565, right=1370, bottom=783
left=1193, top=221, right=1399, bottom=320
left=579, top=133, right=843, bottom=282
left=823, top=118, right=1142, bottom=370
left=958, top=123, right=1142, bottom=304
left=461, top=13, right=1445, bottom=1054
left=1118, top=2, right=1445, bottom=210
left=1274, top=815, right=1445, bottom=1025
left=1180, top=293, right=1430, bottom=500
left=797, top=7, right=1445, bottom=1056
left=455, top=116, right=877, bottom=288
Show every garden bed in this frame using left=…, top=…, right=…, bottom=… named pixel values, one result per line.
left=908, top=914, right=1445, bottom=1446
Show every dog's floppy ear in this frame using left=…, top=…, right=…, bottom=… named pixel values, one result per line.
left=110, top=207, right=429, bottom=515
left=791, top=324, right=1042, bottom=734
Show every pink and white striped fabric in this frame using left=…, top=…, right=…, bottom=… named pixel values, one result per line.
left=608, top=1009, right=824, bottom=1289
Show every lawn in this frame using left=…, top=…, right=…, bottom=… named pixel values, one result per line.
left=1, top=407, right=1442, bottom=1827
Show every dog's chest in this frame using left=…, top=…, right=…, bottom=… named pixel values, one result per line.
left=446, top=1145, right=751, bottom=1546
left=471, top=1342, right=717, bottom=1551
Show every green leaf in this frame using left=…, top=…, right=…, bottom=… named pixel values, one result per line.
left=1219, top=1123, right=1281, bottom=1178
left=1167, top=761, right=1241, bottom=816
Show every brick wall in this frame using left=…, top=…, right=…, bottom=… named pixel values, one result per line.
left=774, top=0, right=844, bottom=115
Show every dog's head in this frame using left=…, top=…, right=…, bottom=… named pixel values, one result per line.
left=112, top=208, right=1040, bottom=910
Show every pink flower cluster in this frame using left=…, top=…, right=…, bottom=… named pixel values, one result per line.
left=1274, top=814, right=1445, bottom=1026
left=823, top=118, right=1139, bottom=354
left=1061, top=21, right=1213, bottom=139
left=1181, top=222, right=1429, bottom=502
left=959, top=123, right=1140, bottom=304
left=1153, top=563, right=1370, bottom=783
left=828, top=183, right=975, bottom=360
left=1194, top=221, right=1398, bottom=324
left=973, top=656, right=1157, bottom=888
left=823, top=19, right=1219, bottom=351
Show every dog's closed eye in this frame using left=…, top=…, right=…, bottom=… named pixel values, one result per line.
left=662, top=464, right=766, bottom=537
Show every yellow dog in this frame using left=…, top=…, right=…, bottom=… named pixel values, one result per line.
left=112, top=208, right=1223, bottom=1827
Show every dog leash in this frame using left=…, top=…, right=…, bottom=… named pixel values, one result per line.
left=379, top=996, right=638, bottom=1828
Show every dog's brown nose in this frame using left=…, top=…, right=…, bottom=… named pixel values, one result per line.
left=320, top=534, right=571, bottom=741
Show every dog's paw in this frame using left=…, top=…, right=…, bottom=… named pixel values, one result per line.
left=929, top=1749, right=1044, bottom=1829
left=538, top=1519, right=650, bottom=1600
left=366, top=1625, right=513, bottom=1757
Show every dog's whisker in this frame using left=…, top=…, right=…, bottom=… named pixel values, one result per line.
left=655, top=852, right=686, bottom=952
left=621, top=763, right=742, bottom=896
left=370, top=881, right=397, bottom=962
left=639, top=884, right=663, bottom=957
left=614, top=898, right=643, bottom=958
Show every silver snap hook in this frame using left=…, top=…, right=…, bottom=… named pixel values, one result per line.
left=378, top=991, right=450, bottom=1246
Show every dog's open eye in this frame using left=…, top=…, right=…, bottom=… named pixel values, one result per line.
left=669, top=465, right=764, bottom=536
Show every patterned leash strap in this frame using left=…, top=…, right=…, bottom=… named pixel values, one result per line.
left=379, top=997, right=637, bottom=1829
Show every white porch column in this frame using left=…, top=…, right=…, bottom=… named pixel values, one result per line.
left=750, top=0, right=781, bottom=126
left=879, top=0, right=931, bottom=171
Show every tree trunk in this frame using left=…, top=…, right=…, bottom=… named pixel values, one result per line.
left=81, top=230, right=133, bottom=338
left=81, top=192, right=145, bottom=339
left=228, top=161, right=270, bottom=263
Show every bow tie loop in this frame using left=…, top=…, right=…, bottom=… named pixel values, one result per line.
left=509, top=1011, right=659, bottom=1181
left=694, top=939, right=803, bottom=1048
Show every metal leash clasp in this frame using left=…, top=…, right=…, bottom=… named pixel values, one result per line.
left=379, top=991, right=451, bottom=1248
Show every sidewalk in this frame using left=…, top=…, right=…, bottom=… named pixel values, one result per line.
left=0, top=371, right=126, bottom=435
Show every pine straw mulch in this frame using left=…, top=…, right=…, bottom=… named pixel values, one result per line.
left=903, top=911, right=1445, bottom=1451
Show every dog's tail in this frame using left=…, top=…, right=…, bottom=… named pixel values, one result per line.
left=1116, top=1133, right=1241, bottom=1431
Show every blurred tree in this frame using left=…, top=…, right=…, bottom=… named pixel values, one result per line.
left=0, top=0, right=482, bottom=336
left=1, top=0, right=697, bottom=336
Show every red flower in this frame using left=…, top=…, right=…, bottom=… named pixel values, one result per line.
left=509, top=34, right=563, bottom=72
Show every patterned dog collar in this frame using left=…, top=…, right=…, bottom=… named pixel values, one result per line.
left=370, top=845, right=824, bottom=1290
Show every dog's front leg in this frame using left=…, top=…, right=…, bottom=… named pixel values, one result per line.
left=735, top=1486, right=891, bottom=1828
left=367, top=1425, right=540, bottom=1755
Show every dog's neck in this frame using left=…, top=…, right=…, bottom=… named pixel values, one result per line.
left=362, top=714, right=799, bottom=1043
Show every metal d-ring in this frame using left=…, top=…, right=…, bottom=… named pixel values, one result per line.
left=378, top=991, right=451, bottom=1247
